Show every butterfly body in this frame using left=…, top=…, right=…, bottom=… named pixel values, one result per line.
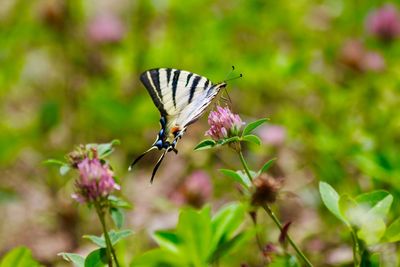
left=130, top=68, right=227, bottom=182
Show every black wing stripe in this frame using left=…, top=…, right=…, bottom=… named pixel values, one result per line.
left=188, top=76, right=201, bottom=104
left=171, top=69, right=180, bottom=108
left=166, top=68, right=172, bottom=86
left=140, top=70, right=168, bottom=116
left=149, top=69, right=163, bottom=102
left=204, top=80, right=210, bottom=91
left=185, top=73, right=193, bottom=87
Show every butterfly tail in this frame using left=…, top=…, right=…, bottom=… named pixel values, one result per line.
left=128, top=146, right=157, bottom=171
left=150, top=150, right=168, bottom=183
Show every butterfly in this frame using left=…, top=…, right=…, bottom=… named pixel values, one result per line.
left=129, top=68, right=230, bottom=183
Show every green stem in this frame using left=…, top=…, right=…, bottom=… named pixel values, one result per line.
left=350, top=228, right=360, bottom=267
left=95, top=202, right=120, bottom=267
left=263, top=205, right=313, bottom=267
left=237, top=150, right=313, bottom=267
left=238, top=150, right=252, bottom=181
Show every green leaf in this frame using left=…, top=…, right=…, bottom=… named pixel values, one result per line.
left=269, top=255, right=301, bottom=267
left=355, top=190, right=390, bottom=208
left=319, top=182, right=347, bottom=224
left=384, top=218, right=400, bottom=242
left=60, top=164, right=71, bottom=176
left=366, top=194, right=393, bottom=220
left=109, top=229, right=133, bottom=245
left=242, top=118, right=268, bottom=136
left=110, top=207, right=124, bottom=229
left=208, top=232, right=248, bottom=263
left=358, top=217, right=386, bottom=245
left=210, top=203, right=245, bottom=253
left=338, top=194, right=358, bottom=226
left=84, top=230, right=133, bottom=248
left=43, top=159, right=65, bottom=166
left=108, top=195, right=132, bottom=209
left=84, top=248, right=108, bottom=267
left=219, top=136, right=240, bottom=145
left=58, top=253, right=84, bottom=267
left=153, top=231, right=181, bottom=254
left=95, top=140, right=120, bottom=159
left=360, top=252, right=380, bottom=267
left=241, top=134, right=261, bottom=145
left=219, top=169, right=251, bottom=189
left=83, top=235, right=106, bottom=248
left=0, top=247, right=42, bottom=267
left=260, top=158, right=276, bottom=173
left=176, top=206, right=212, bottom=265
left=194, top=139, right=216, bottom=151
left=130, top=249, right=185, bottom=267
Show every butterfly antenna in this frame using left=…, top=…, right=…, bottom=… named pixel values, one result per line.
left=150, top=150, right=168, bottom=183
left=224, top=73, right=243, bottom=83
left=224, top=65, right=235, bottom=81
left=128, top=146, right=157, bottom=171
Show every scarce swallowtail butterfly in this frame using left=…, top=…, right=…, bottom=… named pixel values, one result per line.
left=129, top=68, right=234, bottom=183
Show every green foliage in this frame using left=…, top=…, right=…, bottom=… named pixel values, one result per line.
left=219, top=169, right=251, bottom=189
left=193, top=139, right=216, bottom=151
left=84, top=230, right=133, bottom=248
left=241, top=134, right=262, bottom=146
left=84, top=249, right=108, bottom=267
left=58, top=253, right=85, bottom=267
left=0, top=247, right=42, bottom=267
left=320, top=181, right=399, bottom=264
left=260, top=158, right=277, bottom=173
left=242, top=118, right=268, bottom=136
left=131, top=203, right=250, bottom=267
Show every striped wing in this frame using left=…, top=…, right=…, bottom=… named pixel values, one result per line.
left=140, top=68, right=223, bottom=128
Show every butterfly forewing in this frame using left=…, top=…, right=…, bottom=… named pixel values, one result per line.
left=140, top=68, right=217, bottom=126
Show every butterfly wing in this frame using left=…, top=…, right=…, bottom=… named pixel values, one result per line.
left=140, top=69, right=210, bottom=114
left=140, top=68, right=225, bottom=131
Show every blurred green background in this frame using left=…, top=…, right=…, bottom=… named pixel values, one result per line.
left=1, top=0, right=399, bottom=265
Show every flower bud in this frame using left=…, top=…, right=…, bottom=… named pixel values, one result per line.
left=251, top=174, right=283, bottom=206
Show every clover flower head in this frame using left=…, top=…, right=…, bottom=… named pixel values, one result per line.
left=366, top=4, right=400, bottom=42
left=72, top=157, right=120, bottom=203
left=251, top=174, right=283, bottom=206
left=205, top=106, right=244, bottom=141
left=88, top=13, right=125, bottom=43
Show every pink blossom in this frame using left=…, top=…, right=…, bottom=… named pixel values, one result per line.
left=339, top=39, right=386, bottom=72
left=259, top=125, right=286, bottom=146
left=72, top=158, right=119, bottom=203
left=205, top=106, right=244, bottom=141
left=366, top=4, right=400, bottom=42
left=362, top=51, right=386, bottom=71
left=87, top=14, right=124, bottom=44
left=170, top=171, right=212, bottom=207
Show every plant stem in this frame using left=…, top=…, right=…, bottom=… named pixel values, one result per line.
left=95, top=201, right=120, bottom=267
left=238, top=150, right=252, bottom=181
left=350, top=228, right=360, bottom=267
left=263, top=205, right=313, bottom=267
left=237, top=150, right=313, bottom=267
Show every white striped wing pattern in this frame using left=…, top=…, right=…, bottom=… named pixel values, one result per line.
left=140, top=68, right=226, bottom=133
